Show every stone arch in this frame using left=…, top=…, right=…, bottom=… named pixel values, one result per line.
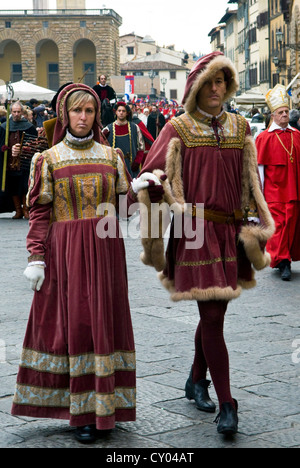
left=0, top=28, right=23, bottom=45
left=73, top=38, right=97, bottom=86
left=30, top=29, right=63, bottom=49
left=0, top=30, right=23, bottom=82
left=35, top=38, right=60, bottom=90
left=66, top=28, right=99, bottom=49
left=0, top=38, right=22, bottom=83
left=0, top=38, right=20, bottom=57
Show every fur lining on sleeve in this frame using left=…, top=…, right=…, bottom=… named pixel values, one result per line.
left=137, top=137, right=186, bottom=271
left=238, top=135, right=275, bottom=270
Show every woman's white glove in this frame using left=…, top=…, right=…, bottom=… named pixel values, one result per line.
left=131, top=172, right=161, bottom=193
left=24, top=265, right=45, bottom=291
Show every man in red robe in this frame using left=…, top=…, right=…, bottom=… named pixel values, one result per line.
left=256, top=84, right=300, bottom=281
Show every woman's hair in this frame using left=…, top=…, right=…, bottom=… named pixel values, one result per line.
left=67, top=90, right=97, bottom=113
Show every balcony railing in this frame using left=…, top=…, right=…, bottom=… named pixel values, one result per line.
left=0, top=9, right=122, bottom=24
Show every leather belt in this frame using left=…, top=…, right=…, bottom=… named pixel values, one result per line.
left=190, top=206, right=244, bottom=225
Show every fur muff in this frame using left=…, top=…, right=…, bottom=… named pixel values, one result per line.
left=137, top=139, right=186, bottom=272
left=238, top=135, right=275, bottom=270
left=137, top=184, right=167, bottom=272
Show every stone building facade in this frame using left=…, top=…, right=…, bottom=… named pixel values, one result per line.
left=0, top=8, right=122, bottom=92
left=210, top=0, right=300, bottom=108
left=288, top=0, right=300, bottom=106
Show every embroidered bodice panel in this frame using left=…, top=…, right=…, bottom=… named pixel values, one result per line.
left=27, top=137, right=130, bottom=222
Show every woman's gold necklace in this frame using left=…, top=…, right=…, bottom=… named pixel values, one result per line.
left=275, top=131, right=294, bottom=163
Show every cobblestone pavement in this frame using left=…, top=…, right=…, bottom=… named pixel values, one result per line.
left=0, top=213, right=300, bottom=449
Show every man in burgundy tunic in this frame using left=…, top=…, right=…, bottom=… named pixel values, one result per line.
left=256, top=84, right=300, bottom=281
left=130, top=52, right=274, bottom=436
left=103, top=102, right=145, bottom=177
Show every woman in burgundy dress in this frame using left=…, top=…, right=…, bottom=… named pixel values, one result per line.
left=11, top=83, right=136, bottom=444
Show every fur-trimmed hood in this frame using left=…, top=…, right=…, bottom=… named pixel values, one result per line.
left=182, top=52, right=239, bottom=114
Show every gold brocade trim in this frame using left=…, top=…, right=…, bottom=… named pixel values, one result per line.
left=70, top=388, right=136, bottom=416
left=176, top=256, right=236, bottom=267
left=20, top=348, right=69, bottom=374
left=13, top=384, right=136, bottom=416
left=170, top=111, right=247, bottom=148
left=28, top=254, right=45, bottom=263
left=14, top=384, right=70, bottom=408
left=116, top=155, right=131, bottom=194
left=27, top=142, right=121, bottom=209
left=53, top=177, right=74, bottom=221
left=71, top=391, right=114, bottom=416
left=37, top=155, right=54, bottom=205
left=70, top=350, right=136, bottom=377
left=27, top=153, right=40, bottom=205
left=103, top=144, right=119, bottom=169
left=49, top=157, right=115, bottom=172
left=19, top=348, right=136, bottom=377
left=105, top=172, right=115, bottom=206
left=73, top=173, right=103, bottom=219
left=46, top=142, right=119, bottom=172
left=115, top=387, right=136, bottom=412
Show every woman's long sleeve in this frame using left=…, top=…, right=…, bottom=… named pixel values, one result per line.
left=26, top=153, right=53, bottom=263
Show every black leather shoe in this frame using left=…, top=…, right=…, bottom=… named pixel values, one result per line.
left=74, top=425, right=97, bottom=443
left=278, top=260, right=291, bottom=281
left=214, top=399, right=238, bottom=435
left=185, top=367, right=216, bottom=413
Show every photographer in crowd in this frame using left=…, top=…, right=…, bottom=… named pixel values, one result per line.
left=28, top=98, right=54, bottom=129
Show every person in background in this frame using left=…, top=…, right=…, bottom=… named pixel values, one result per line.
left=256, top=84, right=300, bottom=281
left=103, top=101, right=145, bottom=177
left=22, top=106, right=34, bottom=123
left=93, top=74, right=116, bottom=106
left=29, top=98, right=48, bottom=129
left=250, top=107, right=264, bottom=123
left=0, top=101, right=37, bottom=219
left=0, top=105, right=7, bottom=124
left=147, top=104, right=165, bottom=139
left=140, top=107, right=149, bottom=126
left=131, top=109, right=154, bottom=171
left=289, top=109, right=300, bottom=130
left=93, top=75, right=117, bottom=126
